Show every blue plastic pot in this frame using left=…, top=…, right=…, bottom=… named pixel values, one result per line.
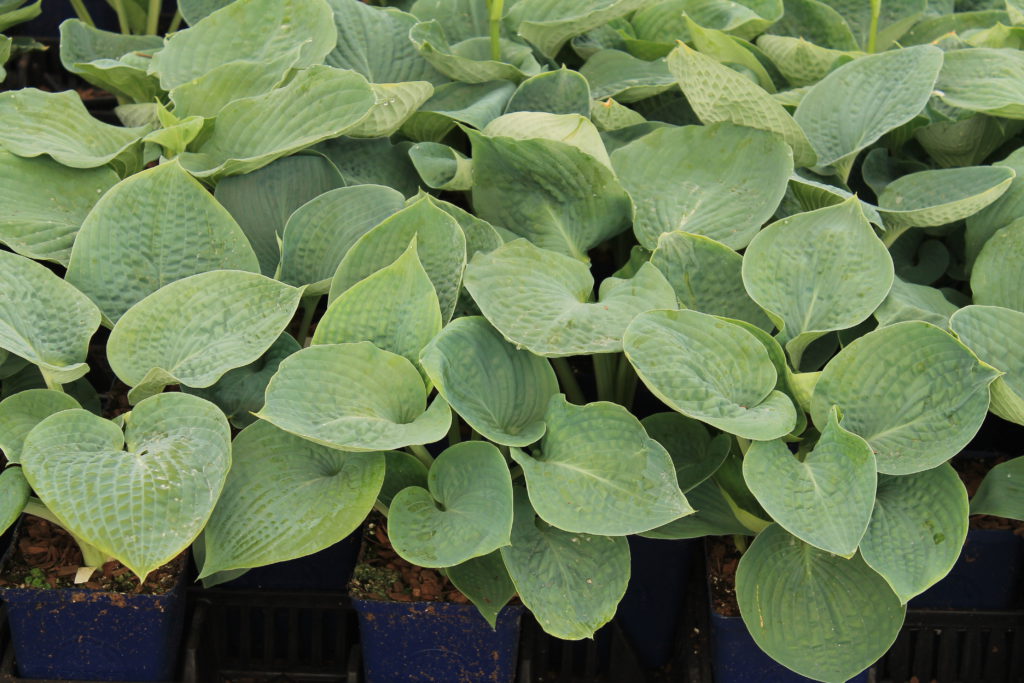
left=220, top=531, right=361, bottom=591
left=352, top=598, right=524, bottom=683
left=910, top=528, right=1024, bottom=610
left=616, top=536, right=694, bottom=669
left=0, top=556, right=187, bottom=680
left=710, top=609, right=870, bottom=683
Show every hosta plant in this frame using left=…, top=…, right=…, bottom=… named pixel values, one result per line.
left=1, top=0, right=1024, bottom=681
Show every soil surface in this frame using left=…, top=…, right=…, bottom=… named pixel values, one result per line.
left=348, top=515, right=470, bottom=604
left=706, top=536, right=742, bottom=617
left=0, top=514, right=183, bottom=594
left=953, top=454, right=1024, bottom=534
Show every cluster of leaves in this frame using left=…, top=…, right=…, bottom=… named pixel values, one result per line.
left=1, top=1, right=1024, bottom=682
left=0, top=0, right=43, bottom=81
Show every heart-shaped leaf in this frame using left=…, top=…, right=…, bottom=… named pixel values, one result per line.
left=505, top=67, right=592, bottom=115
left=859, top=464, right=968, bottom=604
left=950, top=305, right=1024, bottom=425
left=21, top=393, right=231, bottom=580
left=329, top=196, right=466, bottom=323
left=150, top=0, right=337, bottom=90
left=314, top=239, right=442, bottom=369
left=186, top=333, right=301, bottom=429
left=198, top=420, right=385, bottom=577
left=651, top=231, right=772, bottom=331
left=742, top=199, right=894, bottom=367
left=0, top=150, right=118, bottom=265
left=0, top=251, right=102, bottom=385
left=0, top=89, right=147, bottom=168
left=390, top=441, right=513, bottom=567
left=445, top=552, right=517, bottom=628
left=500, top=488, right=630, bottom=640
left=611, top=123, right=792, bottom=250
left=465, top=239, right=676, bottom=356
left=736, top=525, right=905, bottom=683
left=641, top=412, right=730, bottom=493
left=168, top=50, right=302, bottom=120
left=214, top=152, right=344, bottom=276
left=667, top=43, right=816, bottom=167
left=509, top=0, right=648, bottom=58
left=971, top=456, right=1024, bottom=520
left=579, top=50, right=676, bottom=103
left=810, top=322, right=999, bottom=475
left=744, top=406, right=877, bottom=557
left=757, top=34, right=859, bottom=87
left=419, top=316, right=558, bottom=447
left=936, top=47, right=1024, bottom=119
left=794, top=45, right=943, bottom=172
left=512, top=395, right=691, bottom=535
left=107, top=271, right=303, bottom=403
left=624, top=309, right=797, bottom=440
left=280, top=184, right=406, bottom=292
left=316, top=137, right=422, bottom=196
left=971, top=219, right=1024, bottom=312
left=58, top=20, right=164, bottom=103
left=0, top=389, right=80, bottom=463
left=258, top=342, right=452, bottom=451
left=178, top=66, right=375, bottom=178
left=67, top=161, right=260, bottom=324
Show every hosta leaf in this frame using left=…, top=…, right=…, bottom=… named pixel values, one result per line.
left=280, top=184, right=406, bottom=292
left=107, top=271, right=303, bottom=403
left=500, top=488, right=630, bottom=640
left=756, top=34, right=858, bottom=87
left=579, top=50, right=676, bottom=103
left=186, top=333, right=301, bottom=429
left=409, top=0, right=494, bottom=42
left=0, top=468, right=28, bottom=537
left=408, top=142, right=473, bottom=191
left=936, top=48, right=1024, bottom=118
left=744, top=406, right=876, bottom=557
left=683, top=16, right=775, bottom=92
left=859, top=465, right=968, bottom=603
left=214, top=153, right=344, bottom=276
left=640, top=478, right=750, bottom=539
left=624, top=309, right=796, bottom=440
left=168, top=51, right=301, bottom=120
left=482, top=112, right=613, bottom=165
left=150, top=0, right=336, bottom=90
left=0, top=251, right=101, bottom=385
left=513, top=396, right=690, bottom=535
left=22, top=393, right=231, bottom=580
left=787, top=173, right=884, bottom=226
left=58, top=20, right=164, bottom=103
left=0, top=389, right=80, bottom=463
left=418, top=194, right=503, bottom=259
left=611, top=123, right=792, bottom=250
left=651, top=231, right=773, bottom=331
left=404, top=81, right=516, bottom=141
left=641, top=412, right=730, bottom=493
left=379, top=450, right=428, bottom=508
left=966, top=149, right=1024, bottom=267
left=419, top=316, right=558, bottom=447
left=409, top=21, right=540, bottom=84
left=794, top=45, right=943, bottom=172
left=821, top=0, right=925, bottom=50
left=505, top=68, right=591, bottom=116
left=811, top=322, right=999, bottom=475
left=314, top=240, right=442, bottom=369
left=768, top=0, right=859, bottom=50
left=667, top=44, right=816, bottom=167
left=950, top=306, right=1024, bottom=425
left=0, top=151, right=118, bottom=265
left=971, top=456, right=1024, bottom=520
left=508, top=0, right=648, bottom=58
left=178, top=66, right=375, bottom=178
left=198, top=420, right=384, bottom=576
left=316, top=138, right=421, bottom=197
left=742, top=199, right=894, bottom=367
left=874, top=277, right=958, bottom=328
left=390, top=441, right=513, bottom=567
left=325, top=0, right=445, bottom=83
left=465, top=240, right=677, bottom=356
left=877, top=166, right=1014, bottom=235
left=684, top=0, right=784, bottom=40
left=177, top=0, right=234, bottom=23
left=468, top=120, right=631, bottom=260
left=590, top=97, right=647, bottom=130
left=971, top=220, right=1024, bottom=311
left=328, top=197, right=466, bottom=322
left=736, top=525, right=904, bottom=683
left=67, top=162, right=260, bottom=324
left=445, top=552, right=516, bottom=629
left=347, top=82, right=435, bottom=138
left=257, top=342, right=452, bottom=451
left=0, top=89, right=147, bottom=169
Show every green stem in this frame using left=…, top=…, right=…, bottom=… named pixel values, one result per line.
left=168, top=9, right=182, bottom=33
left=408, top=444, right=435, bottom=468
left=68, top=0, right=95, bottom=26
left=447, top=418, right=462, bottom=447
left=295, top=296, right=318, bottom=346
left=732, top=534, right=749, bottom=554
left=867, top=0, right=882, bottom=53
left=487, top=0, right=504, bottom=61
left=111, top=0, right=131, bottom=34
left=614, top=354, right=638, bottom=410
left=23, top=499, right=110, bottom=569
left=593, top=354, right=616, bottom=403
left=510, top=465, right=524, bottom=481
left=373, top=500, right=390, bottom=517
left=551, top=358, right=586, bottom=405
left=146, top=0, right=162, bottom=35
left=40, top=370, right=65, bottom=393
